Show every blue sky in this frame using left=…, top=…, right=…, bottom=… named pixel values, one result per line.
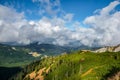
left=61, top=0, right=117, bottom=21
left=0, top=0, right=120, bottom=46
left=0, top=0, right=119, bottom=21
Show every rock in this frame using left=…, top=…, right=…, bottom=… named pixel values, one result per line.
left=94, top=44, right=120, bottom=53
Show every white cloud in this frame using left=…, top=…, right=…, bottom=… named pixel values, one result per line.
left=100, top=1, right=120, bottom=15
left=32, top=0, right=61, bottom=16
left=64, top=13, right=74, bottom=22
left=0, top=5, right=24, bottom=22
left=84, top=1, right=120, bottom=46
left=0, top=1, right=120, bottom=47
left=0, top=5, right=67, bottom=45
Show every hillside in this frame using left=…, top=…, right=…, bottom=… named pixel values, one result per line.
left=0, top=44, right=38, bottom=67
left=0, top=42, right=82, bottom=79
left=10, top=50, right=120, bottom=80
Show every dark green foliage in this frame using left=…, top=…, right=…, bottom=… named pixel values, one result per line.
left=102, top=66, right=120, bottom=80
left=0, top=67, right=22, bottom=80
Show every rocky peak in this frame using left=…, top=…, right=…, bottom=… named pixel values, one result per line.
left=94, top=44, right=120, bottom=53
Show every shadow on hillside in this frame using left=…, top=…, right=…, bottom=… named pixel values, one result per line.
left=102, top=66, right=120, bottom=80
left=0, top=67, right=22, bottom=80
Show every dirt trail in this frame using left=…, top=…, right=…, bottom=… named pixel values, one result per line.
left=81, top=68, right=93, bottom=77
left=81, top=65, right=104, bottom=77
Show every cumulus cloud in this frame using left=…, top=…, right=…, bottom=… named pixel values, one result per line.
left=100, top=1, right=120, bottom=15
left=0, top=5, right=68, bottom=45
left=0, top=1, right=120, bottom=47
left=84, top=1, right=120, bottom=46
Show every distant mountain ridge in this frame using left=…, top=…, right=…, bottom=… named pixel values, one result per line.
left=0, top=42, right=88, bottom=67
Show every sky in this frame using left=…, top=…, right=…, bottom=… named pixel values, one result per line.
left=0, top=0, right=120, bottom=47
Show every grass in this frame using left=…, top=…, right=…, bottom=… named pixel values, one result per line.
left=11, top=51, right=120, bottom=80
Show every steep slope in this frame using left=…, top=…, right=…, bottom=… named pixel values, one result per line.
left=11, top=51, right=120, bottom=80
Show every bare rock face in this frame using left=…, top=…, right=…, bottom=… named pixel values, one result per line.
left=114, top=44, right=120, bottom=52
left=95, top=47, right=108, bottom=53
left=94, top=44, right=120, bottom=53
left=28, top=52, right=41, bottom=57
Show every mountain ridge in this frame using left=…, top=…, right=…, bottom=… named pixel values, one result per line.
left=94, top=44, right=120, bottom=53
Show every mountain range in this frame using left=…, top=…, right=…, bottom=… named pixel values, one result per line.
left=0, top=42, right=94, bottom=67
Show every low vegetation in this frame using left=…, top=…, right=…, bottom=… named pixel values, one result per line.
left=10, top=51, right=120, bottom=80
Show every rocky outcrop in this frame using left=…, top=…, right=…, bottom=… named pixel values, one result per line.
left=107, top=71, right=120, bottom=80
left=94, top=44, right=120, bottom=53
left=28, top=52, right=41, bottom=57
left=114, top=44, right=120, bottom=52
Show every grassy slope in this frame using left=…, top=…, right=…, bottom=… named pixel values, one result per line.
left=12, top=51, right=120, bottom=80
left=44, top=51, right=120, bottom=80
